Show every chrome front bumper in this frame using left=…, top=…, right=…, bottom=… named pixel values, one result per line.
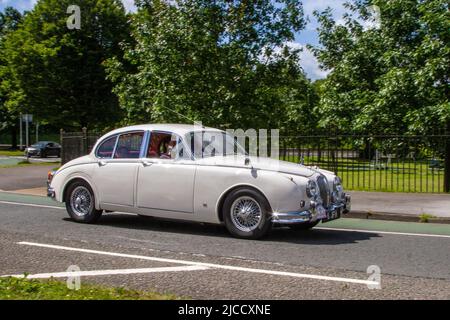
left=272, top=194, right=351, bottom=225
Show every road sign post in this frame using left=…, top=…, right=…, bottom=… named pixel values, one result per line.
left=19, top=114, right=23, bottom=150
left=21, top=114, right=33, bottom=153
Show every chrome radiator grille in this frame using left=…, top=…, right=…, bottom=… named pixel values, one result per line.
left=316, top=175, right=330, bottom=207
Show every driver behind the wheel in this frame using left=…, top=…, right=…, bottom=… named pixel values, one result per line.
left=160, top=138, right=177, bottom=159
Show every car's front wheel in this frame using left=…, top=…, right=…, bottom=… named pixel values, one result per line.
left=65, top=181, right=102, bottom=223
left=223, top=188, right=272, bottom=239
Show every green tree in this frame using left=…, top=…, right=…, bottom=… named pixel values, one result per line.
left=2, top=0, right=131, bottom=130
left=0, top=7, right=24, bottom=148
left=310, top=0, right=449, bottom=135
left=107, top=0, right=314, bottom=132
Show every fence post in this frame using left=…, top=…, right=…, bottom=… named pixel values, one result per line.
left=82, top=127, right=87, bottom=155
left=444, top=135, right=450, bottom=193
left=60, top=128, right=64, bottom=164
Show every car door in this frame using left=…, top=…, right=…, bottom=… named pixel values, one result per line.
left=136, top=131, right=195, bottom=214
left=93, top=131, right=145, bottom=208
left=45, top=142, right=58, bottom=156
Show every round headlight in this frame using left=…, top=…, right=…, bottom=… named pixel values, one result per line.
left=306, top=180, right=318, bottom=198
left=334, top=177, right=343, bottom=189
left=334, top=176, right=342, bottom=186
left=334, top=176, right=344, bottom=197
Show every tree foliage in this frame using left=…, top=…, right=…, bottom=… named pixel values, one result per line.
left=311, top=0, right=449, bottom=135
left=0, top=7, right=23, bottom=130
left=2, top=0, right=131, bottom=129
left=106, top=0, right=315, bottom=132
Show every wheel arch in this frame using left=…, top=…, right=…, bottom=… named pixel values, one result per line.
left=215, top=184, right=273, bottom=223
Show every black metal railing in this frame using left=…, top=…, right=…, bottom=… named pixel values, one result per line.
left=59, top=129, right=450, bottom=193
left=280, top=134, right=450, bottom=193
left=60, top=128, right=100, bottom=165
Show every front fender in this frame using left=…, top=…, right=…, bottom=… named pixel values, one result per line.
left=51, top=164, right=100, bottom=209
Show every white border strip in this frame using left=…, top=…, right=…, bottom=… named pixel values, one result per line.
left=0, top=200, right=137, bottom=216
left=0, top=200, right=64, bottom=210
left=2, top=265, right=209, bottom=279
left=18, top=241, right=377, bottom=285
left=316, top=227, right=450, bottom=239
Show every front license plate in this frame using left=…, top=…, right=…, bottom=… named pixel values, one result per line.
left=316, top=205, right=327, bottom=220
left=322, top=209, right=341, bottom=223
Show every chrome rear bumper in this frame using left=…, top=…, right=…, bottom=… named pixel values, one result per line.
left=47, top=183, right=55, bottom=199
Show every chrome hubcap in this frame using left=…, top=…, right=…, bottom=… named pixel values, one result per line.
left=230, top=196, right=262, bottom=232
left=70, top=186, right=93, bottom=216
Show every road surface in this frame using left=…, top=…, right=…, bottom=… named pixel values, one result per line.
left=0, top=193, right=449, bottom=299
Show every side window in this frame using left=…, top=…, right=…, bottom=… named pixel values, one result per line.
left=96, top=135, right=117, bottom=159
left=147, top=131, right=186, bottom=160
left=114, top=132, right=144, bottom=159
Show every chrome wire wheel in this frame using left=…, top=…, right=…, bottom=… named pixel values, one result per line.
left=230, top=196, right=262, bottom=232
left=70, top=186, right=93, bottom=217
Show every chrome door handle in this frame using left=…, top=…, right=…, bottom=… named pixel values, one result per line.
left=98, top=160, right=107, bottom=167
left=142, top=160, right=153, bottom=167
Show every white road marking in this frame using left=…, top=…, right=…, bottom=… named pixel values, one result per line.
left=2, top=265, right=209, bottom=279
left=0, top=200, right=138, bottom=216
left=0, top=201, right=64, bottom=210
left=18, top=241, right=378, bottom=286
left=316, top=227, right=450, bottom=239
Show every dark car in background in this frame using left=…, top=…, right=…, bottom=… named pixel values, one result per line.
left=24, top=141, right=61, bottom=158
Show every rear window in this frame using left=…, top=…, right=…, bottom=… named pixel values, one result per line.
left=96, top=135, right=117, bottom=159
left=114, top=132, right=144, bottom=159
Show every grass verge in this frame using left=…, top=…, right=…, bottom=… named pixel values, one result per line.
left=418, top=213, right=437, bottom=223
left=0, top=150, right=23, bottom=157
left=0, top=276, right=179, bottom=300
left=0, top=161, right=60, bottom=169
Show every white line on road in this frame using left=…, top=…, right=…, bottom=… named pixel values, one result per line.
left=0, top=200, right=64, bottom=210
left=316, top=227, right=450, bottom=239
left=2, top=265, right=209, bottom=279
left=0, top=200, right=136, bottom=215
left=18, top=241, right=378, bottom=286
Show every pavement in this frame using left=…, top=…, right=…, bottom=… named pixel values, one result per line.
left=350, top=191, right=450, bottom=220
left=0, top=164, right=56, bottom=191
left=0, top=193, right=449, bottom=299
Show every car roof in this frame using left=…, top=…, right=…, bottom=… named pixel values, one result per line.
left=105, top=123, right=224, bottom=137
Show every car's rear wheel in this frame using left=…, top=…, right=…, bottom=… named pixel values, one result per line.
left=223, top=188, right=272, bottom=239
left=65, top=181, right=102, bottom=223
left=289, top=221, right=319, bottom=231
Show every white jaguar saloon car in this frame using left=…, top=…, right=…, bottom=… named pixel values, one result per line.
left=47, top=124, right=351, bottom=239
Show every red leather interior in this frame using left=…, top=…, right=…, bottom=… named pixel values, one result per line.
left=148, top=133, right=172, bottom=158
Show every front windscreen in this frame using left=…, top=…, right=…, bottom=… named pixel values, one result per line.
left=188, top=131, right=246, bottom=159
